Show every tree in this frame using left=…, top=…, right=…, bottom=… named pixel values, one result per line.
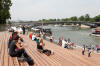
left=0, top=0, right=12, bottom=24
left=48, top=19, right=56, bottom=21
left=70, top=16, right=78, bottom=21
left=56, top=19, right=61, bottom=21
left=84, top=14, right=90, bottom=21
left=94, top=15, right=100, bottom=22
left=90, top=18, right=95, bottom=22
left=78, top=16, right=84, bottom=21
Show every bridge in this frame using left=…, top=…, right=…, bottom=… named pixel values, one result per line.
left=11, top=21, right=100, bottom=27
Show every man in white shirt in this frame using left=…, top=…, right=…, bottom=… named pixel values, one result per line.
left=61, top=37, right=68, bottom=48
left=32, top=33, right=36, bottom=41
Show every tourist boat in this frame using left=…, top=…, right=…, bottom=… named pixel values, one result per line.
left=90, top=28, right=100, bottom=37
left=89, top=33, right=100, bottom=37
left=31, top=27, right=52, bottom=36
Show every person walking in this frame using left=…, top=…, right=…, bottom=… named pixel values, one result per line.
left=82, top=44, right=86, bottom=55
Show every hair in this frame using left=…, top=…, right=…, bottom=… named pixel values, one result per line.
left=13, top=35, right=19, bottom=41
left=37, top=34, right=41, bottom=37
left=12, top=32, right=18, bottom=37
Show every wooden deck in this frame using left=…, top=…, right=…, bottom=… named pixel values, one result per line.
left=0, top=31, right=100, bottom=66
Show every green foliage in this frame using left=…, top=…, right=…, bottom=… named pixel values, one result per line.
left=56, top=19, right=61, bottom=21
left=70, top=16, right=78, bottom=21
left=78, top=16, right=84, bottom=21
left=94, top=15, right=100, bottom=22
left=0, top=0, right=12, bottom=24
left=90, top=18, right=95, bottom=22
left=61, top=18, right=69, bottom=21
left=38, top=14, right=100, bottom=22
left=84, top=14, right=90, bottom=21
left=48, top=19, right=56, bottom=21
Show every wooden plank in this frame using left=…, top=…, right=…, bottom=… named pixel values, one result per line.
left=8, top=56, right=15, bottom=66
left=4, top=32, right=9, bottom=66
left=12, top=57, right=20, bottom=66
left=23, top=34, right=100, bottom=66
left=0, top=32, right=5, bottom=66
left=24, top=37, right=58, bottom=66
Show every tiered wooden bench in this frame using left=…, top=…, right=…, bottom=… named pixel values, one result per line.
left=0, top=31, right=100, bottom=66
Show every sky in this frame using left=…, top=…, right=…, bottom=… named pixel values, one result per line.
left=10, top=0, right=100, bottom=21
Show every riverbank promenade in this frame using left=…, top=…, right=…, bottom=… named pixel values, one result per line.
left=0, top=31, right=100, bottom=66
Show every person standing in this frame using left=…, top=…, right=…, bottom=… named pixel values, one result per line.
left=87, top=44, right=92, bottom=57
left=88, top=49, right=92, bottom=57
left=82, top=45, right=85, bottom=55
left=22, top=26, right=25, bottom=35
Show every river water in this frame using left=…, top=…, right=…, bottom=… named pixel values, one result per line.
left=43, top=25, right=100, bottom=46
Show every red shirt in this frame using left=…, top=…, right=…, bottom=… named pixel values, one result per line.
left=29, top=33, right=32, bottom=39
left=72, top=42, right=74, bottom=46
left=9, top=36, right=12, bottom=39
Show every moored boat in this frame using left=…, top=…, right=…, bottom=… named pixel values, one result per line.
left=90, top=28, right=100, bottom=37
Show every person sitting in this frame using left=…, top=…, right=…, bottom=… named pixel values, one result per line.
left=29, top=32, right=32, bottom=39
left=35, top=34, right=54, bottom=56
left=8, top=31, right=24, bottom=48
left=9, top=35, right=34, bottom=65
left=61, top=37, right=68, bottom=48
left=8, top=31, right=18, bottom=48
left=49, top=35, right=53, bottom=42
left=32, top=33, right=36, bottom=41
left=96, top=45, right=100, bottom=52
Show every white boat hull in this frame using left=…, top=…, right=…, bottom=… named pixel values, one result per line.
left=90, top=34, right=100, bottom=37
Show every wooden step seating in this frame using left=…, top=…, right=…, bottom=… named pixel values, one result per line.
left=1, top=31, right=100, bottom=66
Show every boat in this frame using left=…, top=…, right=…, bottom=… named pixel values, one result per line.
left=54, top=24, right=62, bottom=27
left=90, top=28, right=100, bottom=37
left=89, top=33, right=100, bottom=37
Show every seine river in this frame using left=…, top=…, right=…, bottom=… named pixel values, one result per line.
left=43, top=25, right=100, bottom=46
